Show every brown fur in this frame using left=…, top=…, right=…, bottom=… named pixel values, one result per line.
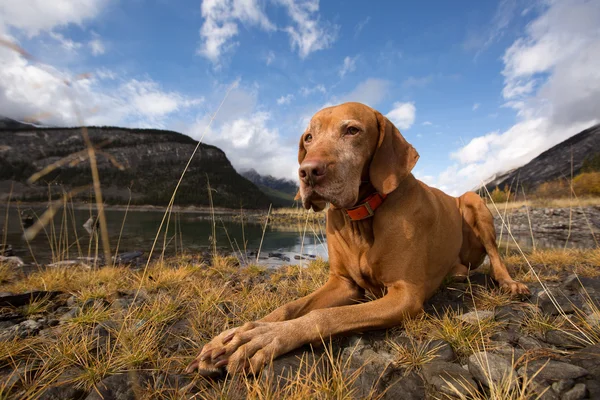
left=186, top=102, right=529, bottom=376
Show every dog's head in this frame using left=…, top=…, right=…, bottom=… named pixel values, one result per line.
left=297, top=102, right=419, bottom=211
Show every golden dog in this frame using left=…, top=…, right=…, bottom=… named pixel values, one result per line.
left=186, top=102, right=529, bottom=376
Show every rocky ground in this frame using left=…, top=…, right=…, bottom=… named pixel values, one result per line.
left=0, top=250, right=599, bottom=399
left=491, top=205, right=600, bottom=249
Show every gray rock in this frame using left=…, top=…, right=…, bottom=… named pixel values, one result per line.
left=422, top=361, right=477, bottom=397
left=552, top=379, right=575, bottom=393
left=491, top=341, right=525, bottom=360
left=85, top=372, right=148, bottom=400
left=529, top=380, right=560, bottom=400
left=377, top=370, right=425, bottom=400
left=518, top=335, right=543, bottom=350
left=495, top=305, right=526, bottom=325
left=468, top=352, right=517, bottom=389
left=490, top=329, right=518, bottom=343
left=342, top=344, right=424, bottom=400
left=38, top=385, right=87, bottom=400
left=518, top=360, right=588, bottom=382
left=457, top=310, right=495, bottom=325
left=545, top=330, right=586, bottom=349
left=427, top=339, right=455, bottom=362
left=60, top=307, right=80, bottom=321
left=537, top=288, right=579, bottom=316
left=567, top=343, right=600, bottom=378
left=561, top=383, right=587, bottom=400
left=20, top=319, right=42, bottom=331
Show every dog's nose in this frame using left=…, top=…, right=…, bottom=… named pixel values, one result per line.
left=299, top=160, right=326, bottom=185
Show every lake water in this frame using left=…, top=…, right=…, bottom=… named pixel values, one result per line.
left=1, top=204, right=596, bottom=267
left=0, top=205, right=327, bottom=266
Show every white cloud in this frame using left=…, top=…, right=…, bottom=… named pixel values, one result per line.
left=437, top=0, right=600, bottom=195
left=88, top=32, right=105, bottom=55
left=299, top=84, right=326, bottom=96
left=122, top=79, right=202, bottom=118
left=386, top=102, right=416, bottom=130
left=472, top=102, right=480, bottom=111
left=197, top=0, right=336, bottom=64
left=0, top=0, right=108, bottom=37
left=265, top=50, right=275, bottom=65
left=338, top=55, right=357, bottom=78
left=0, top=42, right=203, bottom=128
left=277, top=93, right=294, bottom=105
left=276, top=0, right=338, bottom=58
left=49, top=32, right=82, bottom=52
left=189, top=110, right=297, bottom=180
left=354, top=16, right=370, bottom=38
left=422, top=121, right=433, bottom=126
left=197, top=0, right=275, bottom=64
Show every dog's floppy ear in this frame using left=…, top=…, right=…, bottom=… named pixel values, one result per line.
left=369, top=111, right=419, bottom=195
left=298, top=133, right=307, bottom=164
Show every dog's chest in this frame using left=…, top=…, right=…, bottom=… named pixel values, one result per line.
left=333, top=223, right=385, bottom=294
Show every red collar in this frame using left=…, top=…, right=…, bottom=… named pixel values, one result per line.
left=344, top=192, right=387, bottom=221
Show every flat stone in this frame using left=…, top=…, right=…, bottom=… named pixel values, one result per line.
left=490, top=329, right=519, bottom=343
left=457, top=310, right=495, bottom=325
left=518, top=335, right=543, bottom=350
left=545, top=330, right=586, bottom=349
left=537, top=289, right=579, bottom=316
left=495, top=305, right=526, bottom=325
left=561, top=383, right=587, bottom=400
left=567, top=343, right=600, bottom=378
left=38, top=385, right=87, bottom=400
left=491, top=341, right=525, bottom=360
left=518, top=360, right=588, bottom=382
left=427, top=339, right=455, bottom=362
left=85, top=372, right=149, bottom=400
left=468, top=352, right=517, bottom=390
left=551, top=379, right=575, bottom=393
left=422, top=361, right=477, bottom=397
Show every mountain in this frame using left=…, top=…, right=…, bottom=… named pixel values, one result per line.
left=483, top=124, right=600, bottom=192
left=0, top=117, right=41, bottom=130
left=0, top=121, right=271, bottom=209
left=241, top=168, right=298, bottom=208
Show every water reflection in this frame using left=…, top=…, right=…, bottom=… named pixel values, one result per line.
left=0, top=205, right=328, bottom=265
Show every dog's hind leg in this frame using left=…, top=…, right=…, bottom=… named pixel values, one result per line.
left=462, top=192, right=530, bottom=296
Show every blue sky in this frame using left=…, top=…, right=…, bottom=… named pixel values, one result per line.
left=1, top=0, right=599, bottom=194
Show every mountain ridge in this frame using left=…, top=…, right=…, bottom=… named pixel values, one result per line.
left=483, top=124, right=600, bottom=192
left=0, top=118, right=272, bottom=209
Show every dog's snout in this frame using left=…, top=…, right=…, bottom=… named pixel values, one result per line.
left=299, top=160, right=326, bottom=185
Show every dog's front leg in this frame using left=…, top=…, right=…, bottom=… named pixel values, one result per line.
left=199, top=282, right=422, bottom=375
left=186, top=275, right=362, bottom=374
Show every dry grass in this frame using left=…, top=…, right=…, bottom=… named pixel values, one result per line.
left=389, top=337, right=442, bottom=374
left=504, top=248, right=600, bottom=283
left=486, top=196, right=600, bottom=211
left=0, top=256, right=338, bottom=397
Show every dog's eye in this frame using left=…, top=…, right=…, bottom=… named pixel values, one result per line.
left=346, top=126, right=360, bottom=136
left=304, top=134, right=313, bottom=143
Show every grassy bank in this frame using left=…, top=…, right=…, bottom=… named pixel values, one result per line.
left=1, top=247, right=600, bottom=398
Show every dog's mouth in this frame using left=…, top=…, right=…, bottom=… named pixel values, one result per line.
left=300, top=185, right=328, bottom=211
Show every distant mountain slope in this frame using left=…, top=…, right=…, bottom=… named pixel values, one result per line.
left=0, top=122, right=271, bottom=209
left=241, top=168, right=298, bottom=208
left=484, top=124, right=600, bottom=192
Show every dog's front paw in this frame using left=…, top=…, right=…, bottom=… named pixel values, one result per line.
left=185, top=326, right=239, bottom=376
left=499, top=279, right=530, bottom=297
